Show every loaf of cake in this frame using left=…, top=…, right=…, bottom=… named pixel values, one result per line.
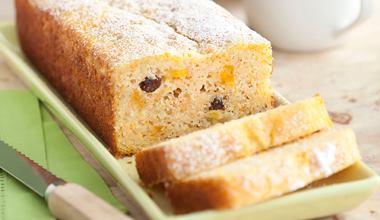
left=167, top=129, right=361, bottom=213
left=16, top=0, right=273, bottom=156
left=136, top=95, right=333, bottom=185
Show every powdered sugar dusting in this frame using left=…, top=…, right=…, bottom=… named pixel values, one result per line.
left=116, top=0, right=270, bottom=53
left=313, top=142, right=336, bottom=176
left=165, top=128, right=244, bottom=177
left=30, top=0, right=268, bottom=66
left=32, top=0, right=199, bottom=66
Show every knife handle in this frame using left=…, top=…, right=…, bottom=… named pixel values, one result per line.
left=47, top=183, right=133, bottom=220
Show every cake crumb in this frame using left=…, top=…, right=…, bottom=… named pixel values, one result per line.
left=329, top=111, right=352, bottom=124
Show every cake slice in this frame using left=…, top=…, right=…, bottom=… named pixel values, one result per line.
left=136, top=95, right=332, bottom=185
left=167, top=129, right=361, bottom=213
left=16, top=0, right=273, bottom=156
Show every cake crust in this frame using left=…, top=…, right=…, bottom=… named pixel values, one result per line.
left=16, top=0, right=118, bottom=153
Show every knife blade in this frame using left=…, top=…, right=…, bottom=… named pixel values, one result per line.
left=0, top=139, right=132, bottom=220
left=0, top=139, right=64, bottom=196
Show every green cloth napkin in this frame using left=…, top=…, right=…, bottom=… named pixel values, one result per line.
left=0, top=90, right=124, bottom=220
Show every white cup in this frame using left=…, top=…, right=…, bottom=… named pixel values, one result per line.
left=243, top=0, right=374, bottom=52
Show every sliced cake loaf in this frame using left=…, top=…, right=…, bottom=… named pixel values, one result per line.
left=16, top=0, right=273, bottom=156
left=136, top=95, right=332, bottom=185
left=167, top=129, right=361, bottom=213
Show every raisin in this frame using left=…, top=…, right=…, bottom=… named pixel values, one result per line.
left=209, top=97, right=225, bottom=110
left=139, top=75, right=161, bottom=93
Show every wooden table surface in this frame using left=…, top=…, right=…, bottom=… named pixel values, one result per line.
left=1, top=0, right=379, bottom=219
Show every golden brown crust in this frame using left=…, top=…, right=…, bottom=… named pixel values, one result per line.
left=15, top=0, right=118, bottom=154
left=166, top=178, right=234, bottom=213
left=135, top=147, right=173, bottom=184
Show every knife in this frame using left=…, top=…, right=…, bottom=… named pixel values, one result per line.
left=0, top=139, right=133, bottom=220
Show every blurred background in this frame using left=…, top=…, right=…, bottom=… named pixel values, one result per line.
left=1, top=0, right=380, bottom=219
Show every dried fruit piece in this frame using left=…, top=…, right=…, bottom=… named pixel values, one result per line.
left=131, top=90, right=144, bottom=109
left=139, top=75, right=161, bottom=93
left=153, top=125, right=164, bottom=134
left=169, top=69, right=187, bottom=79
left=209, top=97, right=225, bottom=110
left=219, top=65, right=235, bottom=87
left=206, top=110, right=223, bottom=121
